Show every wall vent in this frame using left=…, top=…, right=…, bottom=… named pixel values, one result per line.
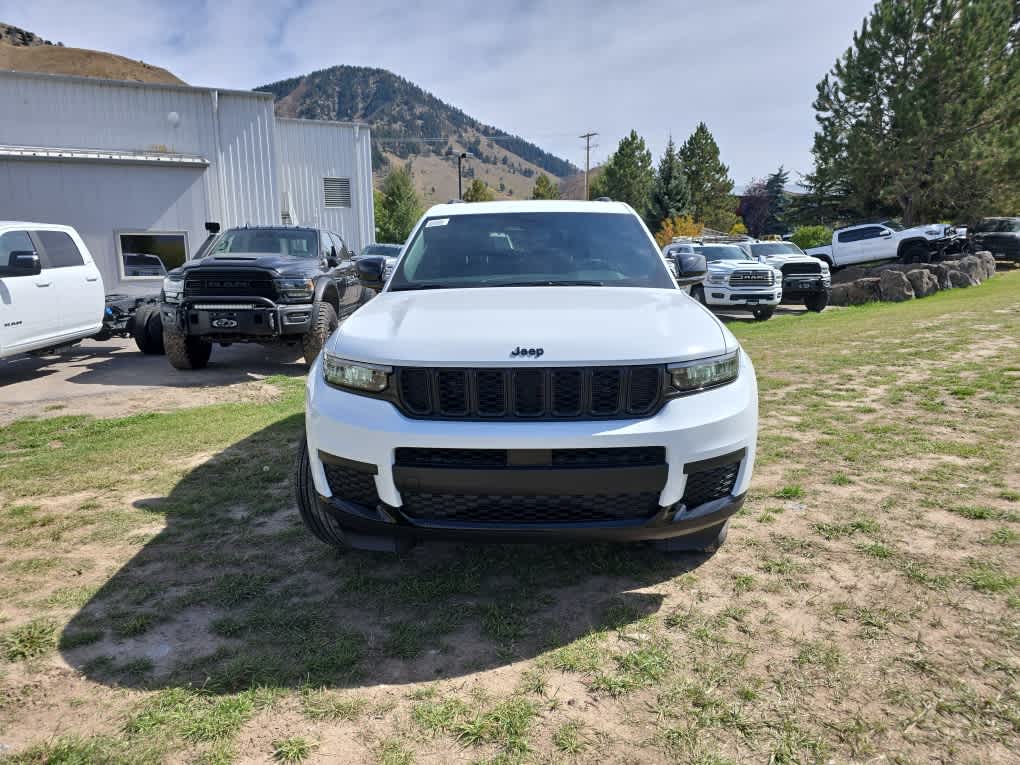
left=323, top=177, right=352, bottom=208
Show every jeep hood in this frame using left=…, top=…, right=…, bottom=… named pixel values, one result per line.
left=329, top=287, right=735, bottom=367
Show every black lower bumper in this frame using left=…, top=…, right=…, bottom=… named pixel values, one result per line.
left=163, top=300, right=312, bottom=340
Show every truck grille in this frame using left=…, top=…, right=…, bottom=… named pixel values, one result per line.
left=395, top=366, right=664, bottom=420
left=183, top=269, right=276, bottom=300
left=729, top=270, right=774, bottom=287
left=780, top=262, right=821, bottom=277
left=400, top=491, right=662, bottom=524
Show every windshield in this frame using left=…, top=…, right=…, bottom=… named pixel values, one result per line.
left=880, top=219, right=904, bottom=231
left=210, top=228, right=318, bottom=258
left=749, top=242, right=805, bottom=256
left=697, top=245, right=754, bottom=262
left=388, top=212, right=674, bottom=291
left=360, top=244, right=402, bottom=257
left=976, top=219, right=1020, bottom=233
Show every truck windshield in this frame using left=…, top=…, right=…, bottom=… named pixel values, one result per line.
left=749, top=243, right=805, bottom=256
left=389, top=212, right=674, bottom=291
left=698, top=245, right=754, bottom=262
left=210, top=228, right=318, bottom=258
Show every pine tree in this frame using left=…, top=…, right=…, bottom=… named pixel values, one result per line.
left=462, top=178, right=496, bottom=202
left=377, top=165, right=422, bottom=243
left=763, top=166, right=790, bottom=235
left=531, top=174, right=560, bottom=200
left=677, top=123, right=736, bottom=231
left=649, top=137, right=690, bottom=231
left=808, top=0, right=1019, bottom=225
left=597, top=130, right=655, bottom=217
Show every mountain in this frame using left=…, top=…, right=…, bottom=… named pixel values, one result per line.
left=258, top=66, right=578, bottom=203
left=0, top=22, right=183, bottom=85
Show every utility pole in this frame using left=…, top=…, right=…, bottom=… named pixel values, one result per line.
left=579, top=132, right=598, bottom=199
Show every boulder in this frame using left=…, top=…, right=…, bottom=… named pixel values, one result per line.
left=844, top=277, right=882, bottom=305
left=948, top=268, right=976, bottom=288
left=906, top=268, right=939, bottom=298
left=975, top=250, right=996, bottom=279
left=879, top=270, right=915, bottom=302
left=958, top=255, right=986, bottom=284
left=829, top=283, right=852, bottom=306
left=924, top=262, right=952, bottom=289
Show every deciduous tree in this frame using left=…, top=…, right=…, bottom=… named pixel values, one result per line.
left=531, top=174, right=560, bottom=199
left=654, top=215, right=703, bottom=247
left=463, top=178, right=497, bottom=203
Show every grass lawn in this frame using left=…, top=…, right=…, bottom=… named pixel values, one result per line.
left=1, top=272, right=1018, bottom=764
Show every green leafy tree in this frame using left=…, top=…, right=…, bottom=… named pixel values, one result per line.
left=531, top=174, right=560, bottom=199
left=790, top=225, right=833, bottom=251
left=373, top=188, right=388, bottom=242
left=596, top=130, right=655, bottom=217
left=764, top=165, right=790, bottom=235
left=677, top=123, right=736, bottom=231
left=808, top=0, right=1020, bottom=225
left=377, top=165, right=422, bottom=243
left=649, top=137, right=691, bottom=231
left=462, top=178, right=496, bottom=202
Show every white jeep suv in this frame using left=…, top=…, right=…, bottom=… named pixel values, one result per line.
left=298, top=201, right=758, bottom=554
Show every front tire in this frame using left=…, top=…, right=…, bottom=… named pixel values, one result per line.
left=900, top=242, right=929, bottom=264
left=752, top=307, right=775, bottom=321
left=804, top=292, right=829, bottom=313
left=655, top=521, right=729, bottom=556
left=690, top=285, right=708, bottom=305
left=132, top=305, right=165, bottom=355
left=163, top=328, right=212, bottom=370
left=302, top=301, right=339, bottom=366
left=295, top=436, right=349, bottom=550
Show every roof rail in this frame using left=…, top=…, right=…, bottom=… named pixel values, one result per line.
left=594, top=196, right=612, bottom=202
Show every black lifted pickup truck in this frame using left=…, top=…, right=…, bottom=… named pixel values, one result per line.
left=160, top=225, right=369, bottom=369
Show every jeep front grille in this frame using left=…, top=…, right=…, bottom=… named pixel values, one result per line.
left=394, top=366, right=665, bottom=421
left=729, top=270, right=774, bottom=287
left=183, top=269, right=276, bottom=300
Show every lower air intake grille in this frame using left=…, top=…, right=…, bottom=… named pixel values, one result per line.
left=322, top=463, right=379, bottom=508
left=400, top=492, right=661, bottom=524
left=681, top=462, right=740, bottom=508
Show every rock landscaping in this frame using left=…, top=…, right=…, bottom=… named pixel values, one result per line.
left=829, top=251, right=997, bottom=306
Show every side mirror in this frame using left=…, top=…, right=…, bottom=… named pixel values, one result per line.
left=204, top=221, right=221, bottom=234
left=356, top=256, right=386, bottom=290
left=1, top=251, right=42, bottom=277
left=880, top=230, right=893, bottom=237
left=674, top=253, right=707, bottom=286
left=326, top=255, right=340, bottom=268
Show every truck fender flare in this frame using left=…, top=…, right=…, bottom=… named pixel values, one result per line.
left=313, top=277, right=341, bottom=312
left=896, top=237, right=930, bottom=257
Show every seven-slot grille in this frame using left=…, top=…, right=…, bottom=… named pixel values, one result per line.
left=728, top=269, right=774, bottom=287
left=780, top=262, right=822, bottom=277
left=395, top=366, right=664, bottom=420
left=183, top=269, right=276, bottom=300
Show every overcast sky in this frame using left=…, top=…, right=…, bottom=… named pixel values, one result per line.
left=2, top=0, right=876, bottom=185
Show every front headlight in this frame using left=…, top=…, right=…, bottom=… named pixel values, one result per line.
left=323, top=353, right=391, bottom=392
left=706, top=272, right=726, bottom=285
left=668, top=351, right=739, bottom=395
left=275, top=278, right=315, bottom=302
left=162, top=275, right=183, bottom=303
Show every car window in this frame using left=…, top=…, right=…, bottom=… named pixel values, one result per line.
left=330, top=233, right=349, bottom=259
left=700, top=245, right=753, bottom=262
left=750, top=242, right=805, bottom=256
left=837, top=228, right=861, bottom=243
left=858, top=226, right=886, bottom=240
left=210, top=228, right=318, bottom=258
left=0, top=230, right=35, bottom=268
left=36, top=230, right=86, bottom=268
left=390, top=212, right=673, bottom=291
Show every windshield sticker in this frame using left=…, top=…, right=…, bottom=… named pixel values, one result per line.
left=425, top=218, right=449, bottom=228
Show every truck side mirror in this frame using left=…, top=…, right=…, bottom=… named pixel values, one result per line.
left=1, top=251, right=42, bottom=277
left=204, top=221, right=221, bottom=234
left=674, top=253, right=707, bottom=286
left=356, top=256, right=386, bottom=290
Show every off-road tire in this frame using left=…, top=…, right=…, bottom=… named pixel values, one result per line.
left=691, top=285, right=708, bottom=305
left=804, top=292, right=829, bottom=313
left=302, top=301, right=339, bottom=365
left=752, top=307, right=775, bottom=321
left=131, top=305, right=165, bottom=355
left=295, top=436, right=349, bottom=550
left=900, top=242, right=929, bottom=264
left=655, top=521, right=729, bottom=556
left=163, top=328, right=212, bottom=370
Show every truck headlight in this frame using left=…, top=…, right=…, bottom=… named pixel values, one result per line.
left=275, top=278, right=315, bottom=302
left=162, top=275, right=183, bottom=303
left=706, top=273, right=726, bottom=285
left=323, top=353, right=391, bottom=392
left=668, top=351, right=739, bottom=395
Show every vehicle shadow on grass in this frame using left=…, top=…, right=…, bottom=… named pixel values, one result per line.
left=61, top=414, right=707, bottom=692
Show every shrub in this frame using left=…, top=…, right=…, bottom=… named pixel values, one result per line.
left=790, top=225, right=833, bottom=251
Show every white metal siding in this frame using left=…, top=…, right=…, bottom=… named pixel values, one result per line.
left=275, top=119, right=374, bottom=252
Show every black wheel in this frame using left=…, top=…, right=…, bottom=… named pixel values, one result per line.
left=302, top=301, right=339, bottom=365
left=295, top=436, right=349, bottom=550
left=690, top=285, right=708, bottom=305
left=900, top=243, right=928, bottom=264
left=752, top=307, right=775, bottom=321
left=804, top=292, right=829, bottom=313
left=131, top=305, right=165, bottom=355
left=163, top=328, right=212, bottom=370
left=655, top=521, right=729, bottom=556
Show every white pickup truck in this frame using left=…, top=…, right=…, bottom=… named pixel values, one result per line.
left=0, top=222, right=105, bottom=360
left=805, top=221, right=959, bottom=268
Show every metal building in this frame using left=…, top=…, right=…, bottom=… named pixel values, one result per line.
left=0, top=70, right=374, bottom=295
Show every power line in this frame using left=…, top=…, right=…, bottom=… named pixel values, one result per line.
left=579, top=132, right=598, bottom=199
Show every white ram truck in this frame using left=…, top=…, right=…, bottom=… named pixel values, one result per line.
left=805, top=221, right=959, bottom=268
left=663, top=241, right=782, bottom=321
